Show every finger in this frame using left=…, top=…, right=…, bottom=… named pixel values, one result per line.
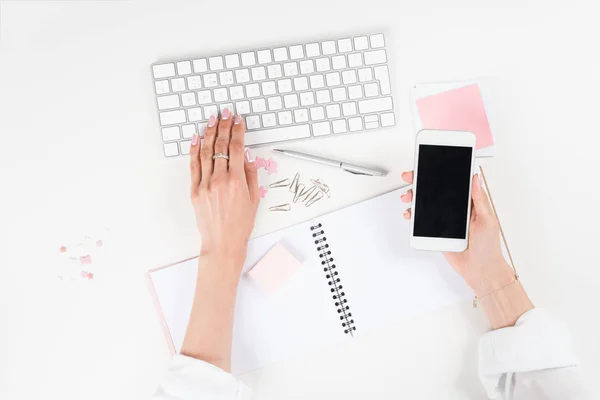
left=213, top=108, right=233, bottom=175
left=400, top=189, right=413, bottom=203
left=244, top=149, right=259, bottom=204
left=189, top=133, right=202, bottom=194
left=471, top=174, right=493, bottom=217
left=228, top=115, right=245, bottom=174
left=401, top=171, right=414, bottom=183
left=402, top=209, right=412, bottom=220
left=200, top=115, right=218, bottom=184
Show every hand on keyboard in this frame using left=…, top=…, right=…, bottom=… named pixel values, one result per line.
left=190, top=108, right=260, bottom=269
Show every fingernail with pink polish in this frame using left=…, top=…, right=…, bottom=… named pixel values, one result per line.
left=191, top=134, right=198, bottom=146
left=244, top=148, right=254, bottom=163
left=234, top=114, right=242, bottom=125
left=208, top=115, right=217, bottom=127
left=221, top=108, right=231, bottom=120
left=477, top=173, right=483, bottom=187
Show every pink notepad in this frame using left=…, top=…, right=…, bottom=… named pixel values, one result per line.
left=247, top=242, right=302, bottom=294
left=416, top=84, right=494, bottom=150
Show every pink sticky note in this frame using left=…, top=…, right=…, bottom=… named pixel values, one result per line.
left=416, top=84, right=494, bottom=150
left=248, top=243, right=301, bottom=294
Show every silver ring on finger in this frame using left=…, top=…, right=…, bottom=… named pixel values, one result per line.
left=212, top=153, right=230, bottom=161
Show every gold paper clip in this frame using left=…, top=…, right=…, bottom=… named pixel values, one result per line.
left=269, top=178, right=290, bottom=189
left=269, top=203, right=291, bottom=212
left=306, top=191, right=324, bottom=207
left=300, top=185, right=317, bottom=202
left=310, top=179, right=331, bottom=198
left=289, top=172, right=300, bottom=193
left=293, top=183, right=306, bottom=203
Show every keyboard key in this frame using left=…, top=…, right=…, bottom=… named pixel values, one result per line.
left=284, top=94, right=299, bottom=108
left=236, top=101, right=251, bottom=115
left=348, top=116, right=363, bottom=131
left=153, top=63, right=175, bottom=79
left=299, top=60, right=315, bottom=74
left=305, top=43, right=320, bottom=57
left=357, top=96, right=393, bottom=114
left=225, top=54, right=240, bottom=68
left=331, top=55, right=347, bottom=70
left=315, top=58, right=331, bottom=72
left=278, top=110, right=293, bottom=125
left=203, top=74, right=218, bottom=88
left=252, top=98, right=267, bottom=113
left=273, top=47, right=288, bottom=62
left=203, top=105, right=218, bottom=119
left=310, top=106, right=325, bottom=121
left=155, top=80, right=170, bottom=94
left=187, top=107, right=203, bottom=122
left=337, top=38, right=352, bottom=52
left=373, top=65, right=391, bottom=95
left=369, top=34, right=385, bottom=48
left=289, top=45, right=304, bottom=59
left=187, top=75, right=203, bottom=90
left=177, top=61, right=192, bottom=75
left=364, top=114, right=379, bottom=129
left=182, top=124, right=197, bottom=138
left=209, top=56, right=224, bottom=71
left=332, top=87, right=347, bottom=102
left=164, top=142, right=179, bottom=157
left=197, top=123, right=207, bottom=136
left=358, top=68, right=373, bottom=82
left=245, top=115, right=261, bottom=129
left=353, top=36, right=369, bottom=50
left=277, top=79, right=293, bottom=93
left=312, top=121, right=331, bottom=136
left=283, top=62, right=299, bottom=77
left=300, top=91, right=315, bottom=106
left=293, top=76, right=309, bottom=91
left=380, top=112, right=396, bottom=127
left=197, top=90, right=212, bottom=104
left=348, top=85, right=363, bottom=100
left=342, top=70, right=357, bottom=84
left=261, top=81, right=276, bottom=95
left=309, top=74, right=325, bottom=89
left=245, top=83, right=260, bottom=97
left=257, top=49, right=272, bottom=64
left=229, top=85, right=244, bottom=100
left=241, top=52, right=256, bottom=66
left=364, top=82, right=379, bottom=97
left=325, top=72, right=341, bottom=87
left=268, top=96, right=283, bottom=110
left=171, top=77, right=186, bottom=92
left=294, top=108, right=309, bottom=122
left=219, top=71, right=234, bottom=85
left=325, top=104, right=341, bottom=118
left=262, top=113, right=277, bottom=127
left=181, top=92, right=197, bottom=106
left=267, top=64, right=282, bottom=79
left=342, top=102, right=357, bottom=116
left=180, top=140, right=192, bottom=155
left=347, top=53, right=363, bottom=68
left=251, top=66, right=267, bottom=81
left=160, top=109, right=186, bottom=125
left=316, top=90, right=331, bottom=104
left=235, top=69, right=251, bottom=83
left=220, top=102, right=234, bottom=113
left=213, top=87, right=228, bottom=102
left=364, top=49, right=387, bottom=65
left=162, top=126, right=180, bottom=141
left=245, top=124, right=311, bottom=145
left=332, top=119, right=347, bottom=133
left=192, top=59, right=208, bottom=73
left=157, top=94, right=180, bottom=110
left=321, top=40, right=336, bottom=55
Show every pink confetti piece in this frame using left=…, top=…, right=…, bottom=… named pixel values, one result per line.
left=59, top=246, right=67, bottom=253
left=80, top=255, right=92, bottom=265
left=96, top=240, right=103, bottom=247
left=265, top=157, right=278, bottom=175
left=259, top=186, right=268, bottom=198
left=255, top=156, right=267, bottom=168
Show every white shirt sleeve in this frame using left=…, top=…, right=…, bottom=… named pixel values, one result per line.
left=479, top=308, right=588, bottom=399
left=151, top=354, right=251, bottom=400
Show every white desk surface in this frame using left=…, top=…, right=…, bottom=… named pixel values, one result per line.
left=1, top=1, right=598, bottom=399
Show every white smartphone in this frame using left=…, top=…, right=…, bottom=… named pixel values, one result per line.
left=410, top=129, right=477, bottom=252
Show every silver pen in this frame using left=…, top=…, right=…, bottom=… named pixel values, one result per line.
left=272, top=149, right=387, bottom=177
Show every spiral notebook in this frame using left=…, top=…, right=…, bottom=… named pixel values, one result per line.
left=149, top=175, right=508, bottom=375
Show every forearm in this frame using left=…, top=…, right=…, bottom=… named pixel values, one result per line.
left=478, top=271, right=534, bottom=330
left=180, top=254, right=243, bottom=372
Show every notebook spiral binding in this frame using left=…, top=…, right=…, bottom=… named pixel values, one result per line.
left=310, top=223, right=356, bottom=335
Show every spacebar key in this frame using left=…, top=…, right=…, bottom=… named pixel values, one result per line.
left=245, top=125, right=311, bottom=146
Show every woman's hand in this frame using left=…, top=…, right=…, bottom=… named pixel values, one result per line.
left=189, top=108, right=260, bottom=271
left=400, top=171, right=515, bottom=298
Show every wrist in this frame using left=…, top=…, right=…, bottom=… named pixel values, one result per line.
left=479, top=280, right=534, bottom=329
left=471, top=260, right=517, bottom=298
left=199, top=249, right=246, bottom=275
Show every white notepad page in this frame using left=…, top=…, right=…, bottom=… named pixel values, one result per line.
left=149, top=188, right=474, bottom=375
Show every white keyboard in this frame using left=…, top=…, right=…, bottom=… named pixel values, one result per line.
left=151, top=33, right=396, bottom=157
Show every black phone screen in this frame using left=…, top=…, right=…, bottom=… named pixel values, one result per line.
left=413, top=145, right=473, bottom=239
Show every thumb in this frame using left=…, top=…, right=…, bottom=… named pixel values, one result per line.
left=471, top=174, right=494, bottom=218
left=244, top=149, right=259, bottom=204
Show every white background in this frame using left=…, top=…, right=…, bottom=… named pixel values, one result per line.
left=0, top=1, right=599, bottom=399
